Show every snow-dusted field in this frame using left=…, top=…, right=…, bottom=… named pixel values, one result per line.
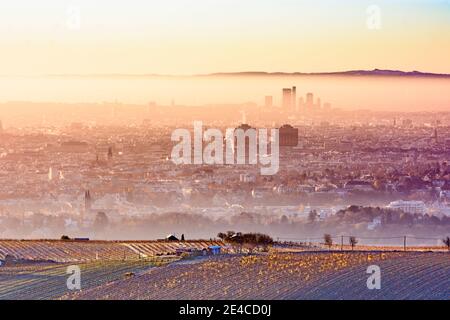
left=63, top=252, right=450, bottom=300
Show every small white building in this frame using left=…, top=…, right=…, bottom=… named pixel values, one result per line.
left=440, top=190, right=450, bottom=202
left=387, top=200, right=427, bottom=215
left=240, top=173, right=256, bottom=183
left=319, top=208, right=334, bottom=220
left=367, top=216, right=382, bottom=230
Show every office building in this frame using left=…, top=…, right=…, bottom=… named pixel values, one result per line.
left=298, top=97, right=305, bottom=110
left=282, top=88, right=292, bottom=109
left=387, top=200, right=426, bottom=215
left=85, top=190, right=92, bottom=212
left=265, top=96, right=273, bottom=108
left=279, top=124, right=299, bottom=147
left=306, top=93, right=314, bottom=109
left=291, top=86, right=297, bottom=110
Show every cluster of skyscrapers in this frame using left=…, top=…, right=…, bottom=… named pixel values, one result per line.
left=265, top=87, right=330, bottom=112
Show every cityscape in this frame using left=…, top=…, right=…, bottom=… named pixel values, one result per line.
left=0, top=0, right=449, bottom=304
left=1, top=85, right=449, bottom=244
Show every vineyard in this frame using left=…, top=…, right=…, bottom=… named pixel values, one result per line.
left=293, top=252, right=450, bottom=299
left=0, top=240, right=222, bottom=263
left=64, top=251, right=450, bottom=300
left=1, top=240, right=448, bottom=300
left=0, top=260, right=159, bottom=300
left=123, top=240, right=222, bottom=257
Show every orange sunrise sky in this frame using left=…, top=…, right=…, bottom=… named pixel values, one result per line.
left=0, top=0, right=449, bottom=76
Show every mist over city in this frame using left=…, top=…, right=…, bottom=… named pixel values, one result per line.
left=1, top=80, right=450, bottom=245
left=0, top=0, right=449, bottom=303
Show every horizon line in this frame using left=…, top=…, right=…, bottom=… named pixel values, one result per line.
left=2, top=68, right=450, bottom=78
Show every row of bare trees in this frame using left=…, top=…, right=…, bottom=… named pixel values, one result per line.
left=323, top=234, right=356, bottom=250
left=324, top=234, right=358, bottom=250
left=323, top=234, right=450, bottom=251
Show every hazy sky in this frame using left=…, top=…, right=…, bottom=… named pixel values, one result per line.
left=1, top=0, right=449, bottom=75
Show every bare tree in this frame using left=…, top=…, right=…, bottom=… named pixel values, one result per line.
left=217, top=231, right=273, bottom=253
left=324, top=234, right=333, bottom=249
left=255, top=233, right=274, bottom=252
left=217, top=232, right=226, bottom=241
left=443, top=236, right=450, bottom=251
left=349, top=236, right=358, bottom=251
left=308, top=210, right=318, bottom=223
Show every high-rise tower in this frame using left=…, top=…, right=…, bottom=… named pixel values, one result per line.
left=85, top=190, right=92, bottom=211
left=291, top=86, right=297, bottom=110
left=306, top=93, right=314, bottom=109
left=265, top=96, right=273, bottom=108
left=107, top=146, right=113, bottom=160
left=282, top=88, right=292, bottom=109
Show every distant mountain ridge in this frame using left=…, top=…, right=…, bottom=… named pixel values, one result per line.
left=207, top=69, right=450, bottom=78
left=43, top=69, right=450, bottom=78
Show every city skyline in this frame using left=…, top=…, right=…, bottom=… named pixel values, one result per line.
left=0, top=1, right=449, bottom=303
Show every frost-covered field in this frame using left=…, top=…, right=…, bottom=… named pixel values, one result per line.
left=64, top=252, right=450, bottom=300
left=0, top=261, right=157, bottom=300
left=0, top=240, right=221, bottom=262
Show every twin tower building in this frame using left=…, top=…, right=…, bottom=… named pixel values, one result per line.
left=282, top=86, right=321, bottom=111
left=265, top=87, right=328, bottom=112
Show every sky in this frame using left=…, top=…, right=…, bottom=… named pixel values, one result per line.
left=0, top=0, right=449, bottom=75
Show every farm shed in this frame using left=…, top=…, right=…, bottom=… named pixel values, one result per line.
left=166, top=234, right=179, bottom=241
left=208, top=246, right=222, bottom=255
